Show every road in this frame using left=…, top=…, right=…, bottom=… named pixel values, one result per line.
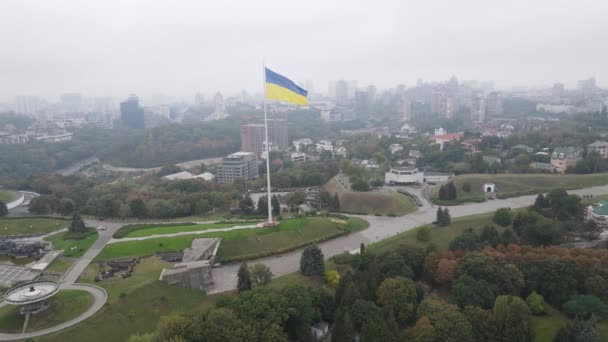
left=208, top=184, right=608, bottom=293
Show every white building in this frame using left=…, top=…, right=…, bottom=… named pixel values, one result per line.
left=34, top=132, right=73, bottom=143
left=316, top=140, right=333, bottom=153
left=588, top=141, right=608, bottom=158
left=293, top=138, right=313, bottom=152
left=162, top=171, right=215, bottom=181
left=389, top=144, right=404, bottom=154
left=335, top=146, right=347, bottom=157
left=385, top=167, right=453, bottom=185
left=290, top=152, right=308, bottom=162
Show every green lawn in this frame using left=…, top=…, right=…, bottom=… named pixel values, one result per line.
left=531, top=306, right=568, bottom=342
left=368, top=213, right=498, bottom=254
left=45, top=230, right=99, bottom=258
left=36, top=257, right=222, bottom=342
left=431, top=173, right=608, bottom=205
left=0, top=190, right=18, bottom=203
left=44, top=258, right=75, bottom=275
left=0, top=217, right=68, bottom=236
left=118, top=221, right=260, bottom=238
left=97, top=217, right=369, bottom=262
left=324, top=178, right=418, bottom=215
left=0, top=290, right=94, bottom=333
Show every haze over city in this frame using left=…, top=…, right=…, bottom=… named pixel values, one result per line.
left=1, top=0, right=607, bottom=101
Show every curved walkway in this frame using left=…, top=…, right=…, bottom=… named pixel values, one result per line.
left=0, top=284, right=107, bottom=341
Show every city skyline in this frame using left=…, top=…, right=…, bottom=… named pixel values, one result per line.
left=1, top=0, right=607, bottom=101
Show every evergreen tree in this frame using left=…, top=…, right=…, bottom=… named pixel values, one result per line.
left=300, top=245, right=325, bottom=276
left=443, top=208, right=451, bottom=225
left=480, top=225, right=501, bottom=247
left=69, top=212, right=86, bottom=233
left=533, top=193, right=547, bottom=210
left=239, top=195, right=254, bottom=211
left=501, top=228, right=519, bottom=245
left=436, top=207, right=444, bottom=225
left=360, top=242, right=365, bottom=255
left=236, top=262, right=252, bottom=293
left=0, top=201, right=7, bottom=217
left=271, top=195, right=280, bottom=215
left=257, top=196, right=268, bottom=215
left=332, top=310, right=355, bottom=342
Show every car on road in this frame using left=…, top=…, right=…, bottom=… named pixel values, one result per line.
left=96, top=226, right=107, bottom=231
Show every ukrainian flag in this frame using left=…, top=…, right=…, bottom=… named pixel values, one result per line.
left=265, top=67, right=308, bottom=105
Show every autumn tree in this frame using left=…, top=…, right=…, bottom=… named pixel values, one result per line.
left=376, top=277, right=417, bottom=325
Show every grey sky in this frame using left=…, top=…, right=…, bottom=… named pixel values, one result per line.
left=1, top=0, right=607, bottom=101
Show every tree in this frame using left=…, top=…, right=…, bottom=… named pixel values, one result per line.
left=237, top=262, right=252, bottom=293
left=563, top=295, right=607, bottom=318
left=271, top=195, right=280, bottom=215
left=546, top=188, right=583, bottom=221
left=351, top=178, right=370, bottom=191
left=239, top=195, right=254, bottom=212
left=480, top=225, right=501, bottom=247
left=129, top=198, right=148, bottom=219
left=300, top=245, right=324, bottom=276
left=69, top=212, right=86, bottom=233
left=58, top=198, right=76, bottom=216
left=410, top=316, right=436, bottom=342
left=249, top=263, right=273, bottom=287
left=257, top=196, right=268, bottom=215
left=585, top=275, right=608, bottom=303
left=433, top=306, right=474, bottom=342
left=526, top=292, right=546, bottom=315
left=462, top=305, right=499, bottom=342
left=332, top=309, right=355, bottom=342
left=493, top=208, right=512, bottom=226
left=500, top=228, right=519, bottom=245
left=155, top=314, right=193, bottom=342
left=434, top=258, right=458, bottom=284
left=449, top=229, right=480, bottom=251
left=438, top=182, right=457, bottom=200
left=452, top=274, right=496, bottom=309
left=533, top=193, right=548, bottom=210
left=493, top=295, right=534, bottom=342
left=378, top=252, right=414, bottom=279
left=376, top=277, right=417, bottom=325
left=462, top=182, right=471, bottom=193
left=554, top=316, right=600, bottom=342
left=436, top=207, right=451, bottom=226
left=325, top=269, right=340, bottom=288
left=0, top=201, right=7, bottom=217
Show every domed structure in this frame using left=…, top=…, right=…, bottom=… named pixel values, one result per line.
left=4, top=281, right=59, bottom=314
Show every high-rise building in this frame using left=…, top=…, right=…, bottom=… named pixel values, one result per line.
left=335, top=80, right=349, bottom=106
left=578, top=77, right=597, bottom=97
left=120, top=94, right=145, bottom=129
left=551, top=83, right=565, bottom=97
left=240, top=119, right=288, bottom=155
left=431, top=89, right=454, bottom=119
left=60, top=93, right=82, bottom=113
left=400, top=97, right=411, bottom=123
left=194, top=92, right=204, bottom=106
left=205, top=92, right=230, bottom=121
left=471, top=95, right=486, bottom=123
left=14, top=96, right=45, bottom=116
left=216, top=152, right=258, bottom=184
left=354, top=91, right=371, bottom=120
left=485, top=92, right=503, bottom=117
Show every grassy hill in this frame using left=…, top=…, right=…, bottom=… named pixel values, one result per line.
left=0, top=190, right=18, bottom=203
left=431, top=173, right=608, bottom=205
left=323, top=178, right=418, bottom=216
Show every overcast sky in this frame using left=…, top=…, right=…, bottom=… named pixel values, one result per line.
left=1, top=0, right=607, bottom=101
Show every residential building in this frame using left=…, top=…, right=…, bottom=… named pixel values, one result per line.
left=471, top=95, right=486, bottom=123
left=435, top=133, right=461, bottom=146
left=588, top=141, right=608, bottom=158
left=431, top=90, right=454, bottom=119
left=551, top=147, right=583, bottom=173
left=316, top=140, right=333, bottom=153
left=205, top=92, right=230, bottom=121
left=0, top=133, right=29, bottom=144
left=354, top=91, right=371, bottom=120
left=409, top=150, right=422, bottom=159
left=290, top=152, right=308, bottom=162
left=389, top=144, right=404, bottom=154
left=293, top=138, right=313, bottom=152
left=14, top=96, right=45, bottom=116
left=216, top=152, right=258, bottom=184
left=34, top=132, right=73, bottom=143
left=120, top=94, right=145, bottom=129
left=240, top=119, right=288, bottom=155
left=485, top=92, right=503, bottom=117
left=530, top=162, right=557, bottom=172
left=462, top=139, right=482, bottom=152
left=400, top=97, right=411, bottom=123
left=585, top=200, right=608, bottom=230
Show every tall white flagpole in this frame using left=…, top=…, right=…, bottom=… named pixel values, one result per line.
left=262, top=61, right=273, bottom=225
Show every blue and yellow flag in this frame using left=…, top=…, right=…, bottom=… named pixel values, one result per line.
left=265, top=68, right=308, bottom=105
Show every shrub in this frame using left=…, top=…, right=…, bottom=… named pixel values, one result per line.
left=493, top=208, right=512, bottom=227
left=526, top=292, right=546, bottom=315
left=416, top=227, right=432, bottom=242
left=462, top=182, right=471, bottom=193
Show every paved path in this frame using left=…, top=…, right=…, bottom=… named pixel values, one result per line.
left=208, top=185, right=608, bottom=293
left=107, top=223, right=261, bottom=244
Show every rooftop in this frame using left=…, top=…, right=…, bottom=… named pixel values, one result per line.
left=588, top=140, right=608, bottom=147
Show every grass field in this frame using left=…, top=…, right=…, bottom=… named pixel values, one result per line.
left=44, top=258, right=75, bottom=275
left=96, top=216, right=368, bottom=262
left=368, top=213, right=497, bottom=255
left=0, top=190, right=18, bottom=203
left=430, top=173, right=608, bottom=205
left=0, top=290, right=94, bottom=333
left=0, top=217, right=68, bottom=236
left=44, top=230, right=99, bottom=258
left=117, top=221, right=260, bottom=238
left=324, top=178, right=418, bottom=215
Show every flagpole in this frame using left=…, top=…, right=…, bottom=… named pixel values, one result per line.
left=262, top=61, right=273, bottom=225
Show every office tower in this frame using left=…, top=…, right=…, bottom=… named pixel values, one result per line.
left=578, top=77, right=596, bottom=97
left=60, top=93, right=82, bottom=113
left=551, top=83, right=565, bottom=97
left=471, top=95, right=486, bottom=123
left=194, top=92, right=205, bottom=106
left=431, top=89, right=454, bottom=119
left=216, top=152, right=259, bottom=184
left=335, top=80, right=349, bottom=105
left=240, top=119, right=288, bottom=154
left=206, top=92, right=230, bottom=121
left=14, top=96, right=45, bottom=116
left=120, top=94, right=145, bottom=129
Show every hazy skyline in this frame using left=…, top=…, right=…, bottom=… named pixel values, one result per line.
left=1, top=0, right=607, bottom=101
